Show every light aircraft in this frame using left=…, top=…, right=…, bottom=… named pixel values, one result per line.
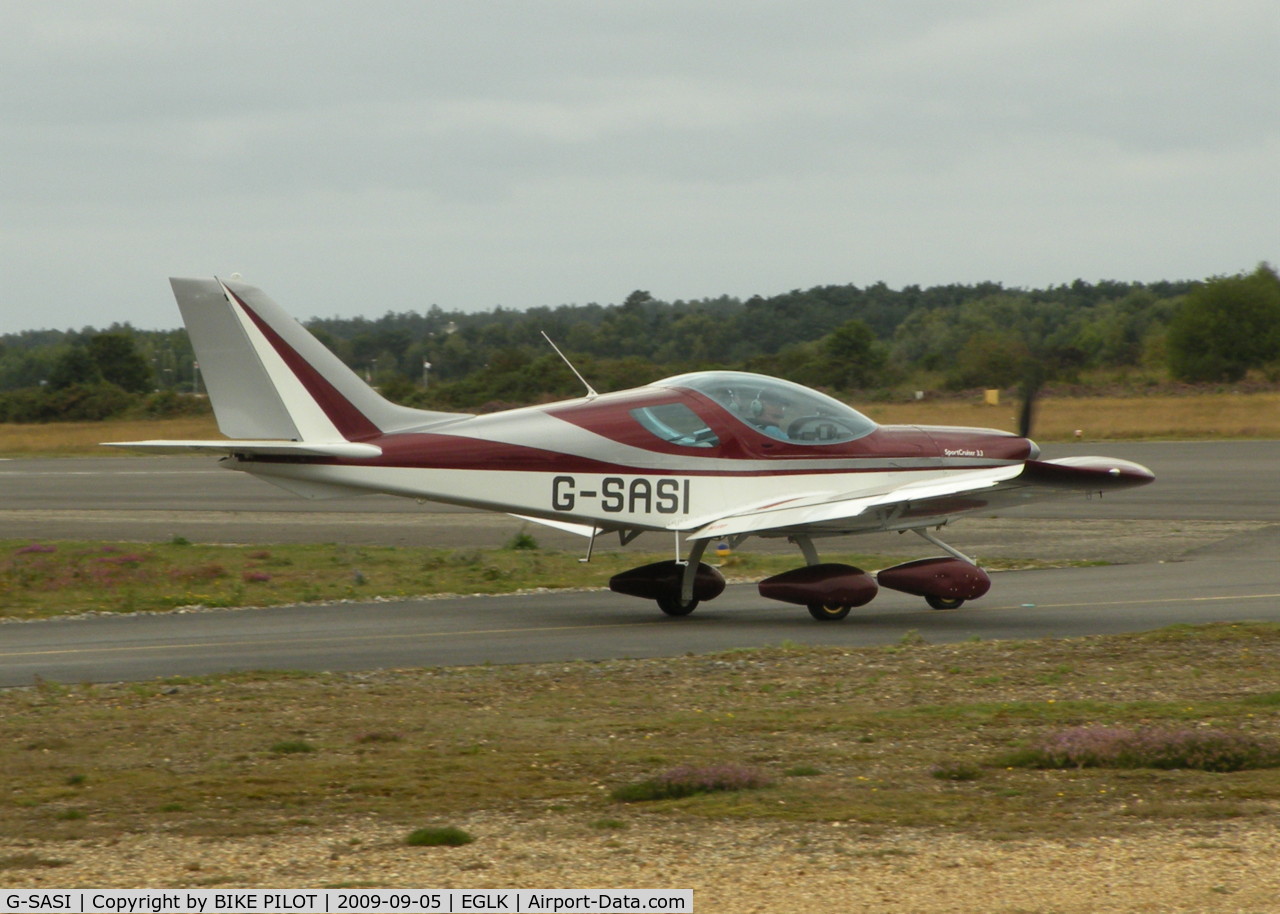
left=106, top=277, right=1154, bottom=621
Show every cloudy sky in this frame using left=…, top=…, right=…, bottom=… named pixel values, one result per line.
left=4, top=1, right=1277, bottom=334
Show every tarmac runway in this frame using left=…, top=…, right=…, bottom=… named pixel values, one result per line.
left=1, top=441, right=1276, bottom=686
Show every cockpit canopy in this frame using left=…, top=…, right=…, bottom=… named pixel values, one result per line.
left=654, top=371, right=878, bottom=444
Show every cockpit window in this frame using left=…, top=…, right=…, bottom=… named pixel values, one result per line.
left=654, top=371, right=877, bottom=444
left=630, top=402, right=720, bottom=448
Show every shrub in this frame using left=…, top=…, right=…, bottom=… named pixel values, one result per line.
left=504, top=531, right=539, bottom=550
left=269, top=740, right=316, bottom=755
left=930, top=760, right=983, bottom=781
left=1167, top=265, right=1280, bottom=382
left=611, top=764, right=772, bottom=802
left=589, top=818, right=628, bottom=831
left=14, top=544, right=56, bottom=555
left=1005, top=726, right=1280, bottom=773
left=0, top=854, right=70, bottom=870
left=784, top=765, right=822, bottom=777
left=137, top=390, right=211, bottom=418
left=172, top=563, right=227, bottom=583
left=405, top=826, right=474, bottom=847
left=49, top=382, right=135, bottom=421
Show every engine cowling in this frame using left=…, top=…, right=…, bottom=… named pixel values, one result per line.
left=877, top=557, right=991, bottom=600
left=758, top=563, right=878, bottom=607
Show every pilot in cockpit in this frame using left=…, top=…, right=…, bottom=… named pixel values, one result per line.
left=691, top=373, right=875, bottom=446
left=719, top=386, right=792, bottom=440
left=750, top=391, right=791, bottom=439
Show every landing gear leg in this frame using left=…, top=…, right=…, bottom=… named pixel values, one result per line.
left=789, top=534, right=821, bottom=567
left=913, top=527, right=976, bottom=564
left=653, top=538, right=709, bottom=617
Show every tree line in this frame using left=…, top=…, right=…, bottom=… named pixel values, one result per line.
left=1, top=266, right=1276, bottom=422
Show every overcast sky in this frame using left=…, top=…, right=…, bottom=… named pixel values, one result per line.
left=4, top=1, right=1277, bottom=334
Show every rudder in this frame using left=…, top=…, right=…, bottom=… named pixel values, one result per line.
left=172, top=277, right=466, bottom=442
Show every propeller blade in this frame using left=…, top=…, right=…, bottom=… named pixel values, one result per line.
left=1017, top=367, right=1044, bottom=439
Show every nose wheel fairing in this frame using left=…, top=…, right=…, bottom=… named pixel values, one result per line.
left=609, top=560, right=726, bottom=616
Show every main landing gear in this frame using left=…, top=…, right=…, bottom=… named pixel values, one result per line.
left=608, top=528, right=991, bottom=621
left=749, top=531, right=988, bottom=621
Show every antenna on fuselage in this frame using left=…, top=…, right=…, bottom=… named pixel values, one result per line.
left=540, top=331, right=598, bottom=399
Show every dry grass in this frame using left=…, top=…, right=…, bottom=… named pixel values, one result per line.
left=0, top=539, right=924, bottom=621
left=0, top=416, right=221, bottom=457
left=864, top=392, right=1280, bottom=441
left=2, top=623, right=1277, bottom=843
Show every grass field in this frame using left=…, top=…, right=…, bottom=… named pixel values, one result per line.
left=0, top=416, right=221, bottom=458
left=2, top=623, right=1277, bottom=843
left=863, top=391, right=1280, bottom=441
left=2, top=539, right=1083, bottom=621
left=1, top=390, right=1278, bottom=457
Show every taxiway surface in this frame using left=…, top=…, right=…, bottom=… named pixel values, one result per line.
left=1, top=441, right=1276, bottom=686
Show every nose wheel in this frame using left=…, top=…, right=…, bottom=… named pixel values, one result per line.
left=657, top=595, right=699, bottom=616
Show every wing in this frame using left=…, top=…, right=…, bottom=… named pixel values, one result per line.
left=686, top=456, right=1154, bottom=541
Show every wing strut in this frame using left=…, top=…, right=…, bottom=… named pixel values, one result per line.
left=914, top=527, right=977, bottom=565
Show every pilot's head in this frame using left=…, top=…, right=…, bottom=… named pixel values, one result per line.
left=755, top=392, right=788, bottom=425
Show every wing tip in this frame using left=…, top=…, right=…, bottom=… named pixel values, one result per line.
left=1025, top=457, right=1155, bottom=489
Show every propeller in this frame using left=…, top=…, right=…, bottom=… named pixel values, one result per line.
left=1017, top=364, right=1044, bottom=439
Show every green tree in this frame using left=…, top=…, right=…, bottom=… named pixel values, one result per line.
left=47, top=347, right=102, bottom=390
left=947, top=333, right=1032, bottom=389
left=88, top=333, right=153, bottom=393
left=1167, top=265, right=1280, bottom=382
left=821, top=319, right=889, bottom=389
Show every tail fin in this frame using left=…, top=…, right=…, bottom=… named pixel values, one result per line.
left=172, top=277, right=467, bottom=441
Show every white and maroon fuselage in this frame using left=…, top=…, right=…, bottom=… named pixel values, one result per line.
left=232, top=371, right=1040, bottom=541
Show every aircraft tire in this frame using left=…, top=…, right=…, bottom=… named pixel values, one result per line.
left=807, top=602, right=852, bottom=621
left=657, top=596, right=698, bottom=617
left=925, top=595, right=965, bottom=610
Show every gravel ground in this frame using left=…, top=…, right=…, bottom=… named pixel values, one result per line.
left=4, top=518, right=1275, bottom=911
left=4, top=817, right=1279, bottom=912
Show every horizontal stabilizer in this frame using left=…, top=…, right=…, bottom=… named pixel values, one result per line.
left=101, top=439, right=383, bottom=459
left=508, top=514, right=600, bottom=538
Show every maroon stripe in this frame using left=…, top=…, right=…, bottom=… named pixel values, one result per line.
left=227, top=287, right=381, bottom=441
left=248, top=432, right=1018, bottom=477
